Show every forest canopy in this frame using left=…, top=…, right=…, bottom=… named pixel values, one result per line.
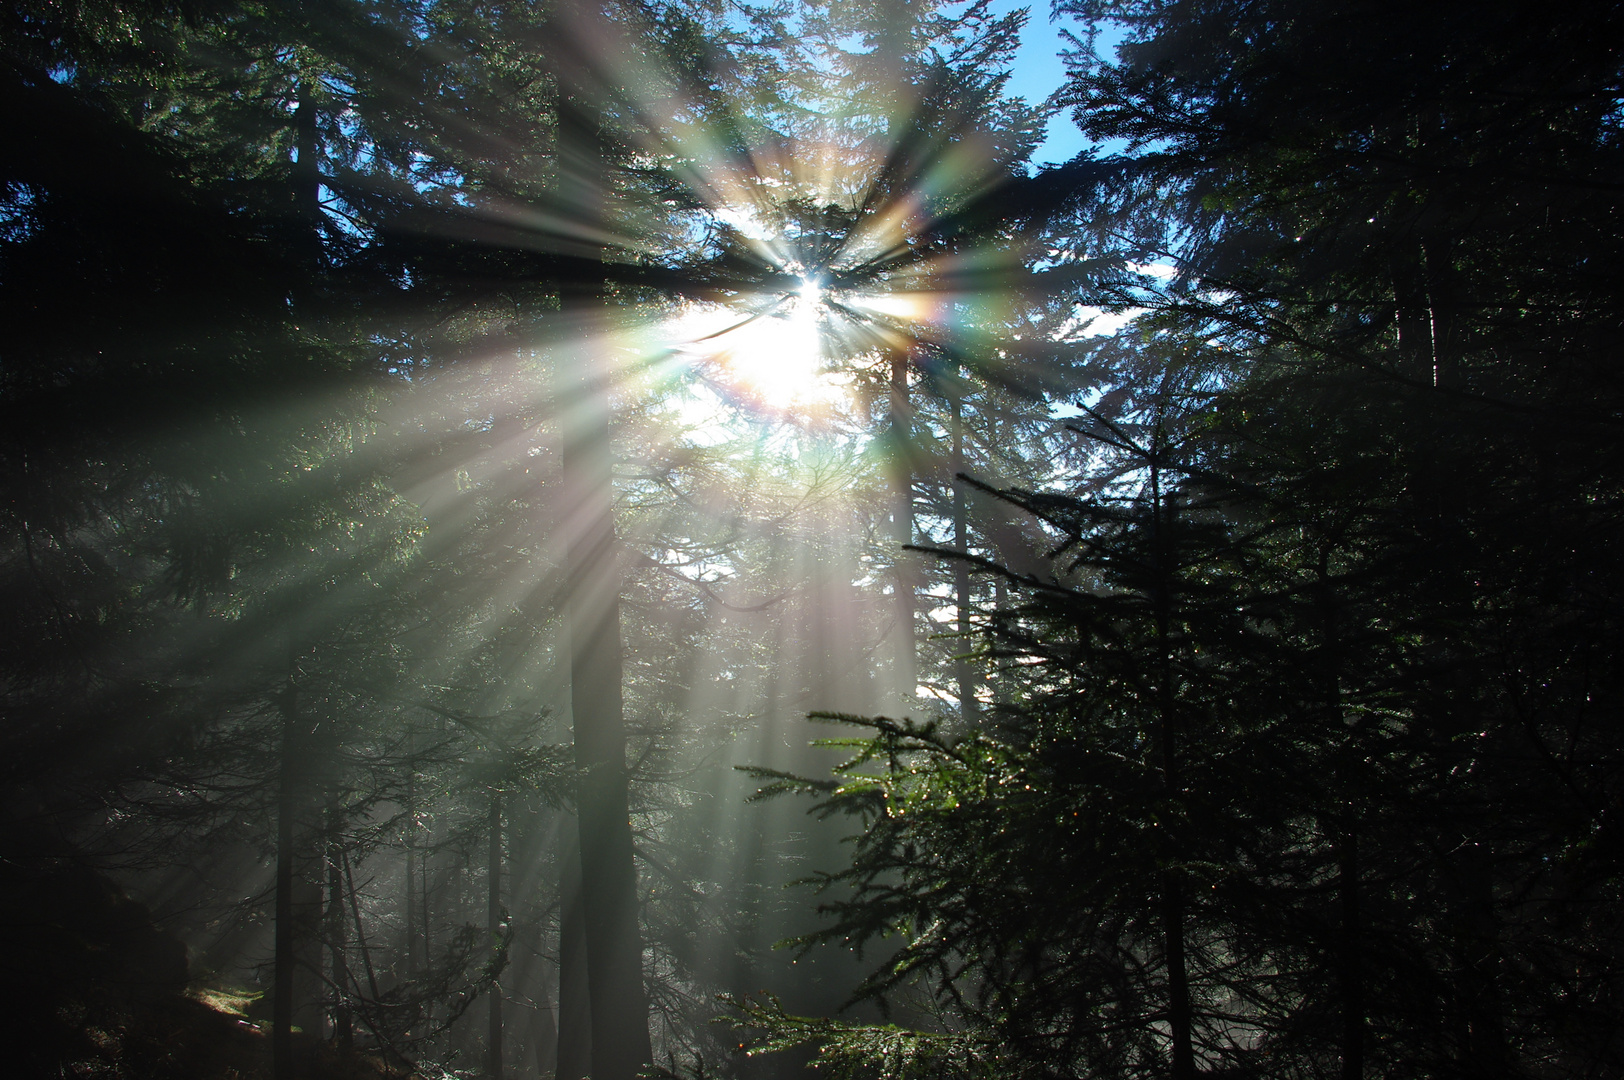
left=3, top=1, right=1623, bottom=1078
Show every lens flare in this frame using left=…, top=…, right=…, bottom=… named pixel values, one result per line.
left=665, top=276, right=848, bottom=415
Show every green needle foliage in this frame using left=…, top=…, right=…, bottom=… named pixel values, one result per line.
left=738, top=1, right=1624, bottom=1078
left=726, top=990, right=1006, bottom=1080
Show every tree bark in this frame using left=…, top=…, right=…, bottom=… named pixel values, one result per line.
left=533, top=976, right=561, bottom=1080
left=1337, top=828, right=1364, bottom=1080
left=556, top=74, right=651, bottom=1077
left=273, top=85, right=326, bottom=1076
left=1317, top=559, right=1365, bottom=1080
left=273, top=677, right=320, bottom=1078
left=343, top=851, right=381, bottom=1003
left=556, top=833, right=591, bottom=1080
left=888, top=349, right=917, bottom=713
left=504, top=792, right=559, bottom=1079
left=488, top=794, right=504, bottom=1080
left=272, top=681, right=301, bottom=1080
left=991, top=577, right=1010, bottom=708
left=405, top=733, right=420, bottom=976
left=1148, top=444, right=1194, bottom=1080
left=949, top=395, right=978, bottom=725
left=1452, top=834, right=1510, bottom=1077
left=563, top=351, right=651, bottom=1080
left=326, top=824, right=352, bottom=1049
left=1392, top=246, right=1437, bottom=388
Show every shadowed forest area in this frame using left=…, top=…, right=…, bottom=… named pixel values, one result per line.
left=4, top=1, right=1624, bottom=1077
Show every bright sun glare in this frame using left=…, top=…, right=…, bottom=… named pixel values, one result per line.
left=668, top=273, right=841, bottom=413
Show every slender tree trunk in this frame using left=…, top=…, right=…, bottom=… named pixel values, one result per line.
left=1337, top=828, right=1364, bottom=1080
left=405, top=734, right=419, bottom=976
left=949, top=395, right=978, bottom=725
left=888, top=350, right=917, bottom=713
left=291, top=85, right=322, bottom=274
left=1162, top=881, right=1193, bottom=1079
left=273, top=677, right=319, bottom=1079
left=1318, top=559, right=1364, bottom=1080
left=343, top=852, right=380, bottom=1003
left=1392, top=246, right=1437, bottom=388
left=556, top=833, right=591, bottom=1080
left=552, top=8, right=651, bottom=1069
left=991, top=577, right=1009, bottom=708
left=1420, top=240, right=1458, bottom=390
left=563, top=341, right=651, bottom=1079
left=422, top=814, right=434, bottom=982
left=488, top=794, right=504, bottom=1080
left=506, top=792, right=558, bottom=1079
left=1453, top=835, right=1510, bottom=1077
left=326, top=824, right=353, bottom=1049
left=1148, top=447, right=1195, bottom=1080
left=533, top=973, right=560, bottom=1080
left=273, top=682, right=301, bottom=1080
left=274, top=88, right=325, bottom=1076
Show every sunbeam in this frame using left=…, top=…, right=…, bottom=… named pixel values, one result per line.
left=3, top=1, right=1073, bottom=1078
left=16, top=0, right=1624, bottom=1077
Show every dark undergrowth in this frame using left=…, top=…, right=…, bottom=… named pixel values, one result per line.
left=2, top=858, right=406, bottom=1080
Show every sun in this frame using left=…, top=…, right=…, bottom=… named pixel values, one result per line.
left=665, top=274, right=843, bottom=413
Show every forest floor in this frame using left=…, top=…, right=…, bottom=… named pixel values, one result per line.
left=5, top=858, right=408, bottom=1080
left=37, top=985, right=411, bottom=1080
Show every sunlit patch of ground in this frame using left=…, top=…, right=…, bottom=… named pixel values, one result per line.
left=189, top=984, right=262, bottom=1019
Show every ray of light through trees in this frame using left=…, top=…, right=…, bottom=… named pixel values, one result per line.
left=5, top=1, right=1624, bottom=1079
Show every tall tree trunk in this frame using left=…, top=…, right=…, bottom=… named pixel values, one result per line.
left=291, top=85, right=322, bottom=271
left=1318, top=558, right=1364, bottom=1080
left=326, top=822, right=353, bottom=1049
left=556, top=833, right=591, bottom=1080
left=1162, top=880, right=1193, bottom=1079
left=546, top=7, right=649, bottom=1074
left=1452, top=834, right=1510, bottom=1077
left=506, top=792, right=559, bottom=1079
left=1420, top=240, right=1459, bottom=390
left=1148, top=445, right=1194, bottom=1080
left=991, top=577, right=1010, bottom=708
left=534, top=974, right=561, bottom=1080
left=343, top=851, right=381, bottom=1002
left=1337, top=828, right=1363, bottom=1080
left=949, top=395, right=978, bottom=725
left=422, top=837, right=432, bottom=978
left=1392, top=246, right=1437, bottom=388
left=272, top=681, right=301, bottom=1080
left=488, top=794, right=505, bottom=1080
left=405, top=733, right=420, bottom=976
left=273, top=677, right=320, bottom=1079
left=273, top=86, right=326, bottom=1077
left=888, top=349, right=917, bottom=714
left=563, top=333, right=651, bottom=1080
